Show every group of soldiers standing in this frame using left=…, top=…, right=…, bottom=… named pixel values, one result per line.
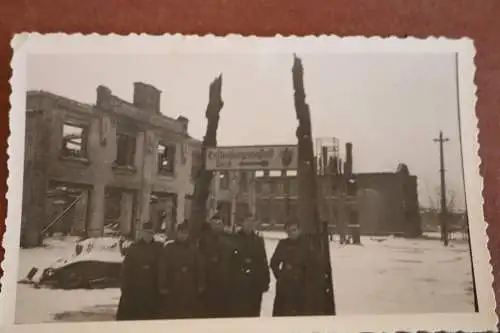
left=116, top=215, right=321, bottom=321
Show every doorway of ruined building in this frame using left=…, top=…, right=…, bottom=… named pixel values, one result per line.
left=45, top=180, right=92, bottom=237
left=150, top=192, right=177, bottom=235
left=104, top=187, right=137, bottom=237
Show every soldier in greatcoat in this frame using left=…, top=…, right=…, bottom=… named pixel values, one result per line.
left=270, top=222, right=317, bottom=317
left=197, top=215, right=234, bottom=318
left=230, top=216, right=270, bottom=317
left=157, top=221, right=205, bottom=319
left=116, top=222, right=163, bottom=321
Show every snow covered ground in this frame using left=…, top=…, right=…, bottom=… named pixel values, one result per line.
left=14, top=232, right=476, bottom=324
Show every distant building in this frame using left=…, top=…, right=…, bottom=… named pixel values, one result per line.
left=210, top=164, right=422, bottom=237
left=22, top=83, right=202, bottom=247
left=209, top=170, right=254, bottom=225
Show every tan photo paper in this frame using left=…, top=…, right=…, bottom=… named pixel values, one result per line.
left=0, top=34, right=496, bottom=332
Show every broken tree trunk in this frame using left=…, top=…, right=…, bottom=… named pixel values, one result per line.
left=292, top=55, right=336, bottom=315
left=189, top=75, right=224, bottom=240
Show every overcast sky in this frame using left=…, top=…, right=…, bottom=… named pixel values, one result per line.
left=27, top=51, right=466, bottom=210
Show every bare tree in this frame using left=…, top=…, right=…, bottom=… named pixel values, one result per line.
left=427, top=186, right=458, bottom=214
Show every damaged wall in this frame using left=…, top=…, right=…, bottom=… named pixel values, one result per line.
left=22, top=83, right=201, bottom=245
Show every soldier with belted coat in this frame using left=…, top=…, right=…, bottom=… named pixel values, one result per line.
left=229, top=216, right=270, bottom=317
left=270, top=221, right=318, bottom=317
left=158, top=221, right=205, bottom=319
left=197, top=215, right=234, bottom=318
left=116, top=222, right=163, bottom=321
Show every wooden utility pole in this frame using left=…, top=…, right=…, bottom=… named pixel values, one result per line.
left=189, top=75, right=224, bottom=239
left=292, top=55, right=336, bottom=315
left=434, top=131, right=450, bottom=246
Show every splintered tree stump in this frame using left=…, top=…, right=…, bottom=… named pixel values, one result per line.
left=188, top=75, right=224, bottom=240
left=292, top=55, right=336, bottom=315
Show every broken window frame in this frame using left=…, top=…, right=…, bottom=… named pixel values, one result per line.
left=219, top=171, right=230, bottom=190
left=114, top=131, right=137, bottom=168
left=157, top=142, right=176, bottom=176
left=61, top=122, right=89, bottom=160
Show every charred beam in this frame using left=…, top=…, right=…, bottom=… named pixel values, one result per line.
left=189, top=75, right=224, bottom=239
left=292, top=55, right=336, bottom=315
left=293, top=55, right=318, bottom=234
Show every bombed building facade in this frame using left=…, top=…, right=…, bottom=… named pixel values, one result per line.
left=209, top=145, right=422, bottom=237
left=21, top=83, right=202, bottom=247
left=250, top=168, right=421, bottom=236
left=21, top=83, right=422, bottom=247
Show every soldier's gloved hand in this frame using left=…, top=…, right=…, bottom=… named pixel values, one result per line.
left=263, top=285, right=270, bottom=292
left=159, top=289, right=170, bottom=296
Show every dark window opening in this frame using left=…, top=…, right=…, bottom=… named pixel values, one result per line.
left=219, top=172, right=230, bottom=190
left=239, top=172, right=248, bottom=191
left=276, top=181, right=284, bottom=194
left=270, top=181, right=277, bottom=194
left=191, top=150, right=202, bottom=179
left=61, top=123, right=88, bottom=158
left=260, top=199, right=271, bottom=223
left=158, top=143, right=176, bottom=175
left=289, top=179, right=297, bottom=195
left=262, top=183, right=271, bottom=194
left=347, top=177, right=357, bottom=196
left=114, top=133, right=136, bottom=167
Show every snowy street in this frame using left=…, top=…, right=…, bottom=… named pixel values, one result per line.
left=15, top=233, right=476, bottom=324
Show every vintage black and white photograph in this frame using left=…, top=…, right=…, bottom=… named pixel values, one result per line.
left=1, top=35, right=495, bottom=332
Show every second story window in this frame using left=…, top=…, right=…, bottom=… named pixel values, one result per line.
left=219, top=172, right=230, bottom=190
left=61, top=123, right=88, bottom=159
left=157, top=143, right=176, bottom=175
left=114, top=132, right=136, bottom=167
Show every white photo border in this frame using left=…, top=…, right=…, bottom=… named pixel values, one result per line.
left=1, top=33, right=496, bottom=333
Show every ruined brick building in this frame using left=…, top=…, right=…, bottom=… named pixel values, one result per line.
left=22, top=82, right=422, bottom=247
left=211, top=164, right=422, bottom=237
left=22, top=83, right=202, bottom=247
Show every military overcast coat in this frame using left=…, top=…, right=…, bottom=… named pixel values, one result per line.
left=157, top=240, right=205, bottom=319
left=116, top=240, right=163, bottom=321
left=270, top=237, right=319, bottom=317
left=197, top=224, right=234, bottom=318
left=229, top=230, right=270, bottom=317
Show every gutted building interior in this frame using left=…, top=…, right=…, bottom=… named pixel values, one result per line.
left=21, top=83, right=201, bottom=247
